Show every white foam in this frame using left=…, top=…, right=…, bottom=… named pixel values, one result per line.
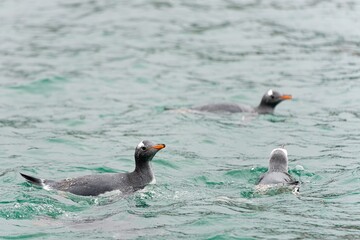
left=267, top=89, right=273, bottom=96
left=42, top=180, right=52, bottom=191
left=98, top=189, right=123, bottom=197
left=270, top=148, right=288, bottom=157
left=295, top=165, right=304, bottom=171
left=255, top=183, right=298, bottom=194
left=255, top=184, right=274, bottom=192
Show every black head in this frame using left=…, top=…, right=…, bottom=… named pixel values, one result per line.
left=257, top=89, right=292, bottom=114
left=134, top=140, right=166, bottom=164
left=268, top=147, right=288, bottom=172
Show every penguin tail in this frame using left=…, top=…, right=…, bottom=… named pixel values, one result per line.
left=20, top=172, right=45, bottom=187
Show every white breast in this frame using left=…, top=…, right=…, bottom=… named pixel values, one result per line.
left=149, top=177, right=156, bottom=184
left=148, top=163, right=156, bottom=184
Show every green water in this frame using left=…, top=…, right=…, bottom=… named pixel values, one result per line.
left=1, top=0, right=360, bottom=239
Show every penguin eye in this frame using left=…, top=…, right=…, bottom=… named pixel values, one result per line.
left=141, top=146, right=146, bottom=151
left=270, top=95, right=275, bottom=99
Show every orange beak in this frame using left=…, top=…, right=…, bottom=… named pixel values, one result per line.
left=152, top=144, right=166, bottom=150
left=280, top=95, right=292, bottom=100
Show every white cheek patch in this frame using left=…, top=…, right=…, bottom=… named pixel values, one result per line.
left=270, top=148, right=288, bottom=157
left=137, top=141, right=145, bottom=149
left=267, top=89, right=273, bottom=96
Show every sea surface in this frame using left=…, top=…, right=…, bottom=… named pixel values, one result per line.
left=0, top=0, right=359, bottom=239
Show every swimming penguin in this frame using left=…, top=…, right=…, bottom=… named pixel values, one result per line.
left=257, top=147, right=299, bottom=188
left=20, top=140, right=166, bottom=196
left=193, top=89, right=292, bottom=114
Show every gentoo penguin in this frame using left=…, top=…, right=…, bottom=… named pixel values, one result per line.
left=257, top=147, right=299, bottom=188
left=20, top=140, right=165, bottom=196
left=193, top=89, right=292, bottom=114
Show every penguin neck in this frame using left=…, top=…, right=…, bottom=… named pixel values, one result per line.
left=134, top=160, right=155, bottom=184
left=269, top=163, right=288, bottom=173
left=255, top=104, right=274, bottom=114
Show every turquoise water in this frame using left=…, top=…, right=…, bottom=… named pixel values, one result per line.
left=1, top=0, right=360, bottom=238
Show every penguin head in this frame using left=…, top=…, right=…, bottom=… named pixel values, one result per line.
left=268, top=147, right=289, bottom=172
left=134, top=140, right=166, bottom=163
left=258, top=89, right=292, bottom=113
